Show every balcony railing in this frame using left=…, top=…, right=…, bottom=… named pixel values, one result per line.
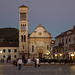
left=54, top=43, right=64, bottom=47
left=58, top=43, right=64, bottom=46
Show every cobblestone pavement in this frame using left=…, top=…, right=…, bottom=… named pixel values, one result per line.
left=0, top=63, right=75, bottom=75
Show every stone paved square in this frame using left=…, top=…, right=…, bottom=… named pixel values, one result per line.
left=0, top=63, right=75, bottom=75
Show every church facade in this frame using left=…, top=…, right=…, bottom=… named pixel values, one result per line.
left=19, top=5, right=52, bottom=60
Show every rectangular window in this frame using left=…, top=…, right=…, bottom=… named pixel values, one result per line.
left=14, top=49, right=17, bottom=52
left=32, top=45, right=34, bottom=52
left=3, top=49, right=5, bottom=52
left=14, top=55, right=16, bottom=58
left=3, top=55, right=5, bottom=58
left=8, top=49, right=11, bottom=52
left=62, top=39, right=64, bottom=46
left=66, top=39, right=67, bottom=44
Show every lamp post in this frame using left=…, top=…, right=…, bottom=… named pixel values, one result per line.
left=28, top=40, right=29, bottom=59
left=59, top=53, right=62, bottom=60
left=55, top=54, right=57, bottom=59
left=69, top=51, right=70, bottom=60
left=71, top=53, right=74, bottom=60
left=47, top=50, right=51, bottom=59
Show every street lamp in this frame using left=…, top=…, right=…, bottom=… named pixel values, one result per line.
left=55, top=54, right=57, bottom=56
left=28, top=40, right=29, bottom=59
left=60, top=53, right=62, bottom=56
left=59, top=53, right=62, bottom=60
left=0, top=51, right=2, bottom=53
left=49, top=52, right=50, bottom=54
left=47, top=53, right=48, bottom=55
left=71, top=53, right=74, bottom=60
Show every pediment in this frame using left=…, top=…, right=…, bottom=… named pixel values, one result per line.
left=30, top=24, right=51, bottom=37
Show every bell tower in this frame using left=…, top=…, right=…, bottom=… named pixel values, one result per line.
left=19, top=5, right=29, bottom=59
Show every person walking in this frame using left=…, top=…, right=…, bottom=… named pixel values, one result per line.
left=2, top=58, right=4, bottom=63
left=37, top=59, right=40, bottom=67
left=1, top=58, right=2, bottom=63
left=15, top=59, right=18, bottom=67
left=34, top=60, right=37, bottom=67
left=17, top=58, right=22, bottom=71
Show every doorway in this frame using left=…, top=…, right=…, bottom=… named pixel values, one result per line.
left=8, top=55, right=11, bottom=60
left=39, top=53, right=42, bottom=61
left=22, top=55, right=25, bottom=60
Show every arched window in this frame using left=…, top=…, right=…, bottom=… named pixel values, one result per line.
left=21, top=24, right=22, bottom=31
left=23, top=45, right=24, bottom=49
left=47, top=45, right=49, bottom=50
left=32, top=45, right=34, bottom=52
left=23, top=24, right=24, bottom=31
left=21, top=35, right=23, bottom=42
left=25, top=24, right=26, bottom=31
left=24, top=35, right=26, bottom=42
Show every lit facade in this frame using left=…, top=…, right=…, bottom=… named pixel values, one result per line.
left=29, top=24, right=52, bottom=60
left=19, top=5, right=52, bottom=60
left=0, top=43, right=19, bottom=60
left=54, top=25, right=75, bottom=60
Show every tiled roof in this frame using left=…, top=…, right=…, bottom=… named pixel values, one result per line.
left=55, top=29, right=73, bottom=38
left=0, top=42, right=19, bottom=47
left=19, top=5, right=29, bottom=8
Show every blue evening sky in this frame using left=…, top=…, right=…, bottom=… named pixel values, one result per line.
left=0, top=0, right=75, bottom=39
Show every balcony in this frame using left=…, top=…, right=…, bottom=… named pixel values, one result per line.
left=54, top=43, right=64, bottom=48
left=58, top=43, right=64, bottom=46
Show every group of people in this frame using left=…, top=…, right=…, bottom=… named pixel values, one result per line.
left=0, top=58, right=4, bottom=63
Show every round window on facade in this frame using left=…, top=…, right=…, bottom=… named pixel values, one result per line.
left=38, top=32, right=42, bottom=36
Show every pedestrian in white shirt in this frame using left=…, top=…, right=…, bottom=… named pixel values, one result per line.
left=17, top=58, right=22, bottom=71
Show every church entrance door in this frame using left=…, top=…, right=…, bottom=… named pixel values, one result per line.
left=22, top=55, right=25, bottom=61
left=39, top=53, right=42, bottom=61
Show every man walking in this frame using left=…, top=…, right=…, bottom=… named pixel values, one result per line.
left=17, top=58, right=22, bottom=71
